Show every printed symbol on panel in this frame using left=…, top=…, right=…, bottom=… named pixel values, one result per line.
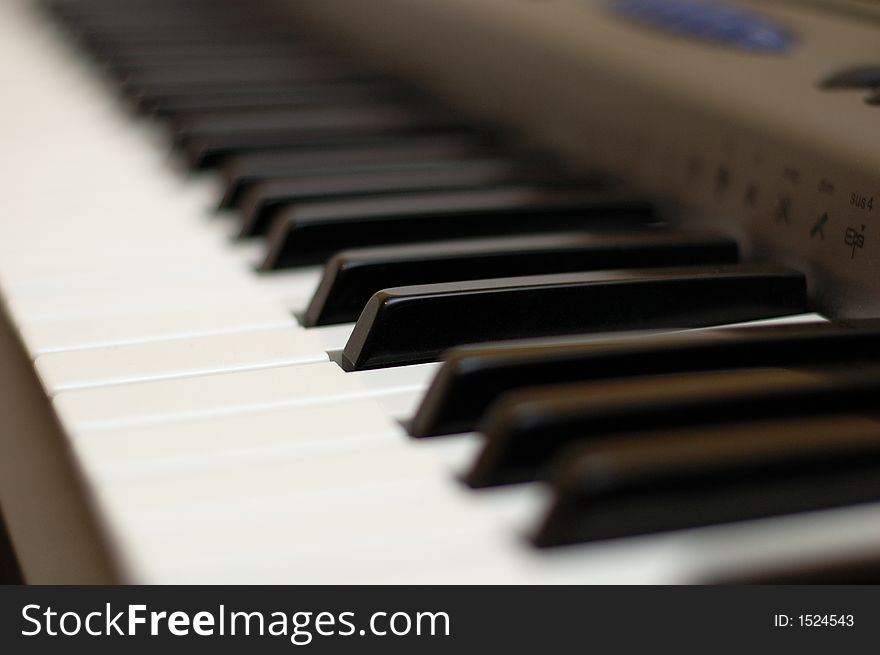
left=810, top=213, right=828, bottom=240
left=774, top=196, right=791, bottom=224
left=844, top=224, right=866, bottom=259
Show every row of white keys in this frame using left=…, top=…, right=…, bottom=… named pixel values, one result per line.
left=76, top=371, right=880, bottom=585
left=56, top=314, right=836, bottom=583
left=48, top=311, right=831, bottom=429
left=35, top=325, right=332, bottom=392
left=53, top=360, right=441, bottom=432
left=85, top=400, right=880, bottom=585
left=35, top=309, right=829, bottom=396
left=0, top=0, right=499, bottom=584
left=46, top=314, right=829, bottom=440
left=2, top=203, right=331, bottom=353
left=0, top=1, right=334, bottom=371
left=68, top=397, right=545, bottom=583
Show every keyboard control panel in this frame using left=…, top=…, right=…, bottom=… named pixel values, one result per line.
left=291, top=0, right=880, bottom=318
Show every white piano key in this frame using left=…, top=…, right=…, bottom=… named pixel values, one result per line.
left=132, top=493, right=880, bottom=585
left=678, top=502, right=880, bottom=582
left=708, top=312, right=828, bottom=329
left=70, top=406, right=536, bottom=581
left=351, top=361, right=441, bottom=392
left=1, top=251, right=254, bottom=297
left=0, top=243, right=220, bottom=283
left=127, top=479, right=540, bottom=565
left=374, top=388, right=431, bottom=418
left=114, top=468, right=677, bottom=584
left=299, top=323, right=355, bottom=352
left=117, top=490, right=496, bottom=580
left=129, top=518, right=517, bottom=584
left=35, top=325, right=330, bottom=392
left=227, top=267, right=324, bottom=298
left=9, top=279, right=280, bottom=321
left=8, top=270, right=322, bottom=330
left=412, top=432, right=483, bottom=471
left=186, top=540, right=555, bottom=584
left=119, top=478, right=549, bottom=584
left=0, top=238, right=262, bottom=283
left=69, top=399, right=405, bottom=472
left=19, top=301, right=297, bottom=355
left=53, top=361, right=428, bottom=432
left=2, top=263, right=244, bottom=303
left=90, top=443, right=445, bottom=510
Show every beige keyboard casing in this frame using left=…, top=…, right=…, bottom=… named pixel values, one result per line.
left=292, top=0, right=880, bottom=318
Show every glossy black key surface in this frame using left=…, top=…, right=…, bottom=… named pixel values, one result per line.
left=86, top=39, right=321, bottom=64
left=70, top=18, right=302, bottom=47
left=173, top=106, right=437, bottom=141
left=181, top=107, right=462, bottom=168
left=124, top=64, right=349, bottom=95
left=220, top=135, right=495, bottom=208
left=238, top=159, right=546, bottom=238
left=340, top=264, right=807, bottom=371
left=48, top=0, right=295, bottom=38
left=465, top=366, right=880, bottom=488
left=533, top=415, right=880, bottom=547
left=103, top=45, right=314, bottom=69
left=410, top=319, right=880, bottom=437
left=79, top=31, right=307, bottom=63
left=305, top=230, right=739, bottom=326
left=260, top=187, right=657, bottom=269
left=109, top=53, right=327, bottom=81
left=714, top=551, right=880, bottom=584
left=145, top=82, right=394, bottom=119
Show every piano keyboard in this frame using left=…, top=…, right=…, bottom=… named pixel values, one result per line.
left=2, top=0, right=880, bottom=584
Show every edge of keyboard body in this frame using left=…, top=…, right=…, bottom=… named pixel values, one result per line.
left=290, top=0, right=880, bottom=318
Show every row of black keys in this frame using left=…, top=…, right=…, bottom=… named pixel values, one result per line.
left=47, top=1, right=809, bottom=368
left=46, top=1, right=880, bottom=572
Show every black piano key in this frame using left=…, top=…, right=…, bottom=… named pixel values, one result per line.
left=103, top=47, right=317, bottom=68
left=305, top=230, right=740, bottom=326
left=181, top=107, right=463, bottom=168
left=713, top=552, right=880, bottom=584
left=260, top=187, right=658, bottom=269
left=340, top=264, right=807, bottom=371
left=99, top=42, right=317, bottom=64
left=108, top=54, right=331, bottom=84
left=70, top=17, right=300, bottom=43
left=220, top=135, right=496, bottom=208
left=465, top=365, right=880, bottom=488
left=48, top=0, right=293, bottom=37
left=78, top=31, right=303, bottom=62
left=88, top=41, right=319, bottom=64
left=533, top=414, right=880, bottom=547
left=238, top=159, right=550, bottom=238
left=121, top=59, right=353, bottom=95
left=409, top=319, right=880, bottom=437
left=171, top=104, right=431, bottom=141
left=146, top=82, right=395, bottom=119
left=91, top=26, right=339, bottom=65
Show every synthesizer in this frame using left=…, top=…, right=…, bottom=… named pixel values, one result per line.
left=1, top=0, right=879, bottom=583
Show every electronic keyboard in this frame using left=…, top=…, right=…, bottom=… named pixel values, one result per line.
left=1, top=0, right=880, bottom=583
